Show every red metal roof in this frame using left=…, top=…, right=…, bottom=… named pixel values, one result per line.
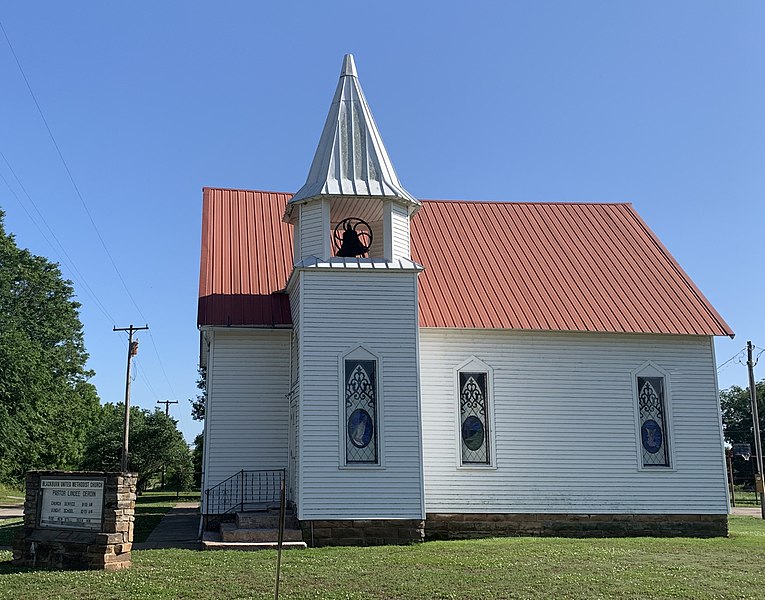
left=198, top=188, right=732, bottom=337
left=198, top=188, right=293, bottom=327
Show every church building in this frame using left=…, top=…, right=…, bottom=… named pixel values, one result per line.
left=197, top=55, right=733, bottom=546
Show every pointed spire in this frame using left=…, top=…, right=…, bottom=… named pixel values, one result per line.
left=340, top=54, right=357, bottom=77
left=288, top=54, right=419, bottom=210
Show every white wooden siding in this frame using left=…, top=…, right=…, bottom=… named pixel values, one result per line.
left=297, top=270, right=424, bottom=519
left=366, top=219, right=384, bottom=258
left=204, top=329, right=291, bottom=490
left=288, top=279, right=302, bottom=507
left=391, top=202, right=410, bottom=260
left=420, top=329, right=728, bottom=515
left=299, top=200, right=328, bottom=260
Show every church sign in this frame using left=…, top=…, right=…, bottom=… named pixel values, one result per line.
left=13, top=471, right=136, bottom=571
left=39, top=477, right=105, bottom=530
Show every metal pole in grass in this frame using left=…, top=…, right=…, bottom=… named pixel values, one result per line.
left=746, top=341, right=765, bottom=518
left=274, top=470, right=286, bottom=600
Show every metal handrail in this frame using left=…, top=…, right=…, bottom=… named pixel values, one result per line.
left=203, top=468, right=285, bottom=531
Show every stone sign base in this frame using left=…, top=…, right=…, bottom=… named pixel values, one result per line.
left=425, top=512, right=728, bottom=539
left=13, top=471, right=137, bottom=571
left=300, top=519, right=425, bottom=547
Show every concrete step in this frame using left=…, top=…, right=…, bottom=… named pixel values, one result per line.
left=241, top=502, right=279, bottom=512
left=202, top=531, right=307, bottom=551
left=220, top=523, right=304, bottom=543
left=236, top=512, right=299, bottom=529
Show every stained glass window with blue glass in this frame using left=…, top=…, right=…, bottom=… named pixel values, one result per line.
left=345, top=359, right=377, bottom=464
left=638, top=376, right=669, bottom=467
left=460, top=372, right=489, bottom=465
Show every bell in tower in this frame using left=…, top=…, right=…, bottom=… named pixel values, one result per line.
left=334, top=218, right=373, bottom=257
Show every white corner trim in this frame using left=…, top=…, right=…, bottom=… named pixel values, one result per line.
left=383, top=200, right=393, bottom=261
left=710, top=340, right=732, bottom=513
left=321, top=198, right=331, bottom=260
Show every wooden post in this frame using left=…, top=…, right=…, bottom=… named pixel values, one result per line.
left=726, top=448, right=736, bottom=507
left=274, top=470, right=286, bottom=600
left=746, top=341, right=765, bottom=518
left=113, top=324, right=149, bottom=472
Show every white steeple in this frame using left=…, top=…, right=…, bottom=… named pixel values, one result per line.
left=287, top=54, right=419, bottom=214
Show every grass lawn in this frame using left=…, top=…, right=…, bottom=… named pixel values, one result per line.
left=0, top=516, right=763, bottom=600
left=732, top=490, right=761, bottom=507
left=0, top=482, right=24, bottom=507
left=0, top=518, right=22, bottom=547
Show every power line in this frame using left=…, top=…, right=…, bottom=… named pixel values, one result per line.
left=146, top=330, right=178, bottom=398
left=754, top=346, right=764, bottom=368
left=0, top=150, right=117, bottom=325
left=1, top=19, right=178, bottom=399
left=136, top=362, right=160, bottom=401
left=0, top=19, right=145, bottom=318
left=718, top=347, right=747, bottom=372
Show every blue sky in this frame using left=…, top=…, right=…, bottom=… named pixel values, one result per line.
left=0, top=2, right=762, bottom=443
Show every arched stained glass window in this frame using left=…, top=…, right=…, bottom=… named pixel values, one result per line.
left=345, top=359, right=378, bottom=464
left=460, top=372, right=489, bottom=465
left=638, top=376, right=669, bottom=467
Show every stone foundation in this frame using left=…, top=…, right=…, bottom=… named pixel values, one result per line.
left=425, top=513, right=728, bottom=539
left=13, top=471, right=137, bottom=571
left=300, top=519, right=425, bottom=547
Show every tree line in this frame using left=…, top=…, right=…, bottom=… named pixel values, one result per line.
left=720, top=381, right=765, bottom=486
left=0, top=209, right=192, bottom=490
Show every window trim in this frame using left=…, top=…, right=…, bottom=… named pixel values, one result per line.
left=337, top=344, right=385, bottom=470
left=454, top=356, right=497, bottom=470
left=631, top=361, right=676, bottom=472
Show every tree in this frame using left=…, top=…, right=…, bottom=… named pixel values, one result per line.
left=191, top=433, right=203, bottom=488
left=189, top=366, right=206, bottom=421
left=81, top=403, right=192, bottom=492
left=720, top=380, right=765, bottom=485
left=0, top=210, right=100, bottom=484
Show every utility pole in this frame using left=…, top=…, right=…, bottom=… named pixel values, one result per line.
left=114, top=324, right=149, bottom=473
left=746, top=341, right=765, bottom=518
left=157, top=399, right=178, bottom=416
left=156, top=400, right=178, bottom=491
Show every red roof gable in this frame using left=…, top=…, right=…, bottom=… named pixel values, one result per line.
left=198, top=187, right=732, bottom=337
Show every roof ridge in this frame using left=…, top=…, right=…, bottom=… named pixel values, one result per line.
left=203, top=186, right=293, bottom=195
left=420, top=199, right=634, bottom=206
left=203, top=188, right=633, bottom=207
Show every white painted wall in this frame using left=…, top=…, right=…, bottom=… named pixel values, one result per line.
left=296, top=268, right=424, bottom=520
left=298, top=200, right=328, bottom=260
left=288, top=279, right=302, bottom=506
left=203, top=328, right=291, bottom=492
left=420, top=329, right=728, bottom=515
left=391, top=202, right=410, bottom=260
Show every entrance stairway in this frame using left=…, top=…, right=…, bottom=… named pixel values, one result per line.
left=202, top=505, right=307, bottom=550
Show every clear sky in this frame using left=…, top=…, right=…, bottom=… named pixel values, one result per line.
left=0, top=2, right=762, bottom=443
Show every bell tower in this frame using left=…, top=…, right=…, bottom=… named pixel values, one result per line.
left=284, top=54, right=420, bottom=263
left=285, top=55, right=425, bottom=545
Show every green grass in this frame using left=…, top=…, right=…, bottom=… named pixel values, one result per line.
left=732, top=490, right=761, bottom=507
left=0, top=518, right=22, bottom=546
left=0, top=516, right=763, bottom=599
left=0, top=482, right=24, bottom=507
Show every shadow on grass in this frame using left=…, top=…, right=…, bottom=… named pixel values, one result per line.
left=0, top=518, right=22, bottom=546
